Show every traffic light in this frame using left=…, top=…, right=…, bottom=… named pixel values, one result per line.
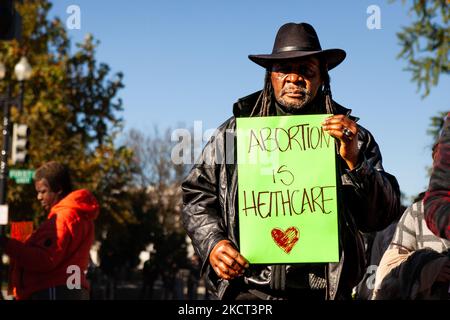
left=0, top=0, right=22, bottom=41
left=11, top=123, right=29, bottom=164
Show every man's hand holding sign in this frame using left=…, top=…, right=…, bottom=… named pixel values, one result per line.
left=209, top=240, right=249, bottom=281
left=322, top=114, right=360, bottom=170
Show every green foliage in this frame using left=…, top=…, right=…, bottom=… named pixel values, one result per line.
left=99, top=128, right=190, bottom=270
left=427, top=110, right=448, bottom=144
left=0, top=1, right=135, bottom=235
left=394, top=0, right=449, bottom=98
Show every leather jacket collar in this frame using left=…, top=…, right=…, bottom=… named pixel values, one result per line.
left=232, top=90, right=359, bottom=122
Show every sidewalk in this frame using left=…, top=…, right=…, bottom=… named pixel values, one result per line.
left=0, top=268, right=210, bottom=300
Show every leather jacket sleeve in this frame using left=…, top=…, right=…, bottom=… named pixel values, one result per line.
left=181, top=134, right=228, bottom=275
left=341, top=125, right=401, bottom=232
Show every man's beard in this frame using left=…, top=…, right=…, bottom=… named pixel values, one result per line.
left=275, top=85, right=315, bottom=112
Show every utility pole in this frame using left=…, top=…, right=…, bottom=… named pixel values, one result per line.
left=0, top=0, right=26, bottom=299
left=0, top=57, right=32, bottom=232
left=0, top=85, right=12, bottom=211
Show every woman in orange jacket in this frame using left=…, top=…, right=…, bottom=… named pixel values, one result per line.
left=0, top=161, right=99, bottom=300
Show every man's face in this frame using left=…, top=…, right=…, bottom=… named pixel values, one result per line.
left=270, top=57, right=322, bottom=111
left=35, top=179, right=61, bottom=212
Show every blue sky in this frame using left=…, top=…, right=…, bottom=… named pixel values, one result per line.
left=49, top=0, right=449, bottom=201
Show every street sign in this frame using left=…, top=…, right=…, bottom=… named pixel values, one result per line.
left=9, top=169, right=35, bottom=184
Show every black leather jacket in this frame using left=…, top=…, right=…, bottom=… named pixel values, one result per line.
left=182, top=91, right=401, bottom=300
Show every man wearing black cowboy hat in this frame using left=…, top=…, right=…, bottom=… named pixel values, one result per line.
left=182, top=22, right=401, bottom=300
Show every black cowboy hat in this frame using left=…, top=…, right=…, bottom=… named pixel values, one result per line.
left=249, top=22, right=346, bottom=70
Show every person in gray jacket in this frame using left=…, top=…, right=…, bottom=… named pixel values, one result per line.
left=182, top=22, right=401, bottom=300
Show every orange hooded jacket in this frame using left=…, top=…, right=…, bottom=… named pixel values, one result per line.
left=5, top=189, right=99, bottom=300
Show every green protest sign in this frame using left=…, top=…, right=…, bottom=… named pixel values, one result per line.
left=236, top=114, right=339, bottom=264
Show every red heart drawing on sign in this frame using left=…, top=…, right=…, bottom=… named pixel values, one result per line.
left=271, top=227, right=299, bottom=254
